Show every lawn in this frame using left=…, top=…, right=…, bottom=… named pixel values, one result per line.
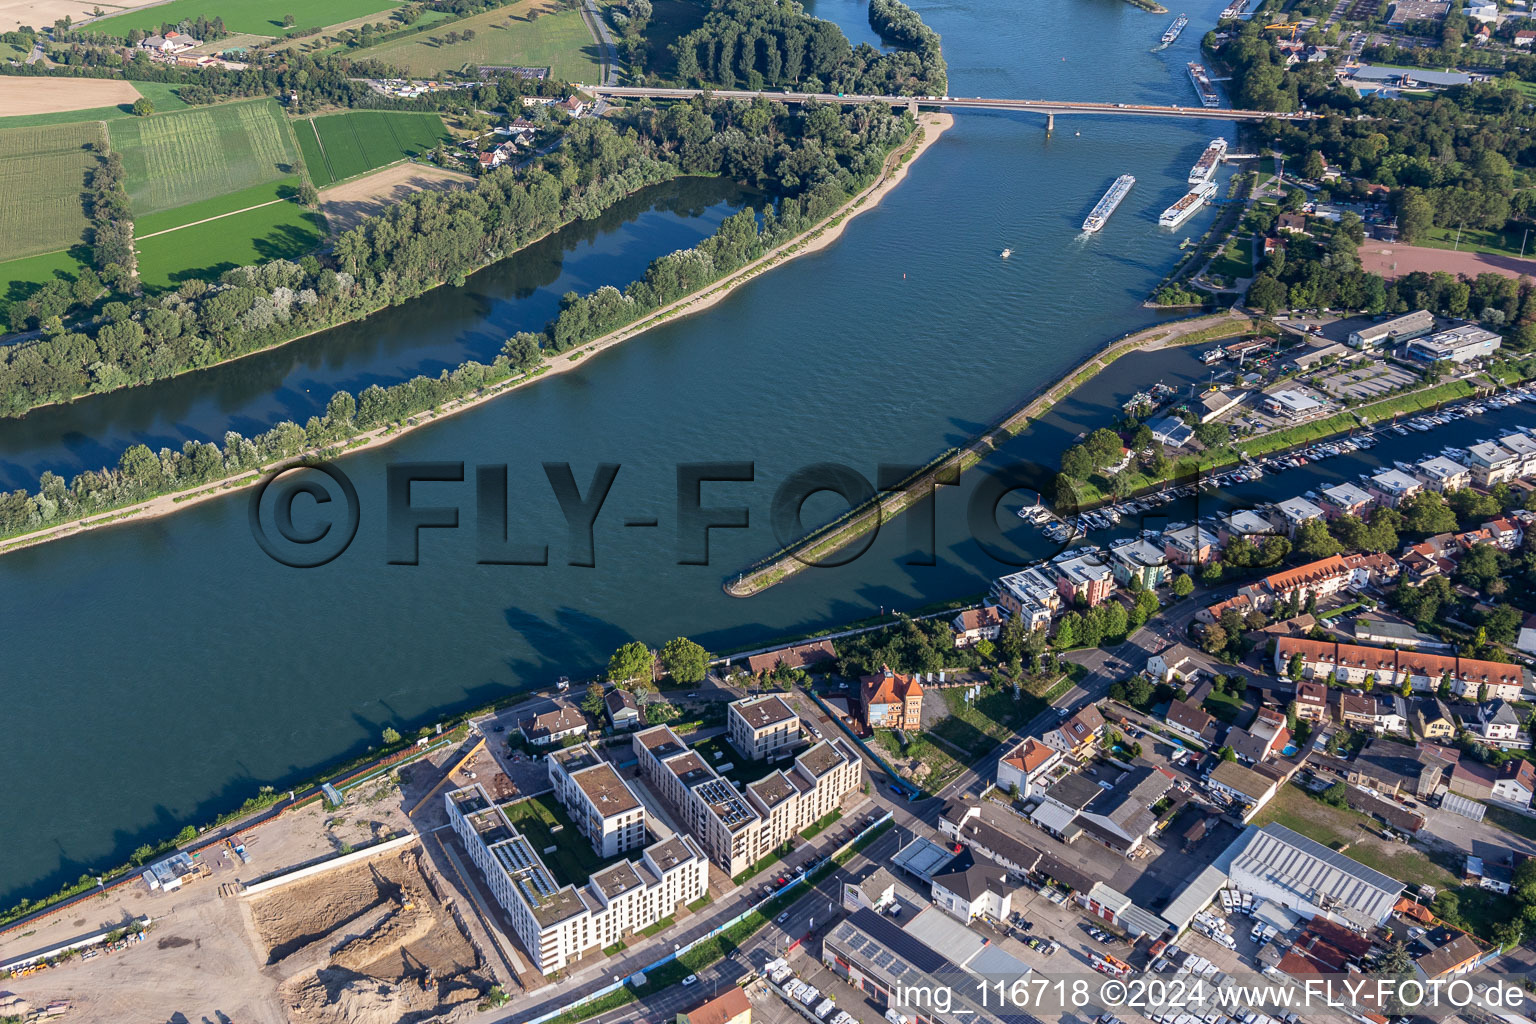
left=689, top=735, right=780, bottom=785
left=499, top=792, right=622, bottom=888
left=0, top=247, right=95, bottom=321
left=363, top=0, right=602, bottom=82
left=108, top=98, right=298, bottom=216
left=1484, top=804, right=1536, bottom=843
left=133, top=177, right=301, bottom=236
left=89, top=0, right=403, bottom=38
left=0, top=121, right=106, bottom=262
left=1253, top=784, right=1456, bottom=889
left=1208, top=233, right=1253, bottom=280
left=930, top=685, right=1045, bottom=761
left=297, top=110, right=452, bottom=187
left=1201, top=687, right=1249, bottom=726
left=134, top=198, right=325, bottom=289
left=1416, top=223, right=1536, bottom=259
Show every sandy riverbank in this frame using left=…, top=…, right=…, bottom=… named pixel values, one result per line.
left=0, top=113, right=953, bottom=559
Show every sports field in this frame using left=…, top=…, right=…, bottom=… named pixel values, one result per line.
left=108, top=99, right=298, bottom=216
left=88, top=0, right=401, bottom=38
left=362, top=0, right=601, bottom=81
left=296, top=110, right=452, bottom=187
left=0, top=121, right=106, bottom=263
left=135, top=199, right=326, bottom=289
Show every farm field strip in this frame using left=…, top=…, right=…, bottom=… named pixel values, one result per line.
left=86, top=0, right=404, bottom=37
left=108, top=99, right=297, bottom=215
left=131, top=177, right=300, bottom=236
left=299, top=111, right=451, bottom=187
left=0, top=121, right=106, bottom=262
left=135, top=200, right=326, bottom=289
left=361, top=0, right=600, bottom=81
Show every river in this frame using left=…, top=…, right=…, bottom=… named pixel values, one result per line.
left=0, top=0, right=1470, bottom=905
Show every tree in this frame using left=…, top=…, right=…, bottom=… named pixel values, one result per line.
left=283, top=12, right=296, bottom=25
left=298, top=181, right=319, bottom=207
left=1320, top=781, right=1348, bottom=808
left=1172, top=574, right=1194, bottom=599
left=131, top=97, right=154, bottom=116
left=1201, top=623, right=1229, bottom=656
left=582, top=681, right=606, bottom=716
left=1054, top=611, right=1080, bottom=650
left=1397, top=188, right=1434, bottom=244
left=1220, top=745, right=1237, bottom=762
left=1285, top=700, right=1298, bottom=732
left=1437, top=671, right=1453, bottom=700
left=1246, top=273, right=1288, bottom=312
left=608, top=641, right=652, bottom=685
left=1294, top=517, right=1342, bottom=558
left=382, top=726, right=401, bottom=744
left=660, top=636, right=709, bottom=683
left=1287, top=652, right=1304, bottom=682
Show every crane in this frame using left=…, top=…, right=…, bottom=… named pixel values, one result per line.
left=1265, top=21, right=1300, bottom=39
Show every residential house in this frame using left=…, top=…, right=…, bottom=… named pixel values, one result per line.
left=859, top=667, right=924, bottom=732
left=1218, top=509, right=1278, bottom=547
left=1163, top=522, right=1220, bottom=567
left=605, top=688, right=641, bottom=730
left=744, top=639, right=835, bottom=676
left=1494, top=760, right=1536, bottom=806
left=1367, top=468, right=1423, bottom=508
left=1515, top=28, right=1536, bottom=43
left=1340, top=693, right=1408, bottom=736
left=1165, top=698, right=1219, bottom=745
left=1318, top=482, right=1375, bottom=520
left=1471, top=700, right=1525, bottom=750
left=953, top=605, right=1005, bottom=647
left=1276, top=212, right=1308, bottom=234
left=1412, top=698, right=1457, bottom=740
left=1412, top=930, right=1484, bottom=981
left=1484, top=516, right=1524, bottom=552
left=1272, top=637, right=1527, bottom=701
left=1274, top=496, right=1327, bottom=537
left=728, top=694, right=801, bottom=760
left=996, top=736, right=1063, bottom=798
left=1052, top=549, right=1115, bottom=607
left=559, top=95, right=587, bottom=117
left=1293, top=679, right=1329, bottom=723
left=680, top=988, right=752, bottom=1024
left=520, top=701, right=588, bottom=746
left=930, top=853, right=1013, bottom=923
left=1107, top=535, right=1170, bottom=590
left=1147, top=414, right=1194, bottom=448
left=1466, top=440, right=1519, bottom=488
left=1147, top=644, right=1204, bottom=684
left=140, top=31, right=200, bottom=52
left=1041, top=704, right=1105, bottom=759
left=988, top=567, right=1061, bottom=632
left=1413, top=455, right=1470, bottom=493
left=1252, top=552, right=1397, bottom=612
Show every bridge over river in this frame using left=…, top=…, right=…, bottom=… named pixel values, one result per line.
left=584, top=85, right=1315, bottom=130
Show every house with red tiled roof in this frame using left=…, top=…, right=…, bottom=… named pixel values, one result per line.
left=1042, top=704, right=1105, bottom=758
left=860, top=666, right=923, bottom=731
left=1494, top=759, right=1536, bottom=806
left=996, top=736, right=1064, bottom=797
left=1484, top=516, right=1523, bottom=551
left=744, top=639, right=835, bottom=676
left=952, top=605, right=1005, bottom=648
left=1273, top=636, right=1527, bottom=702
left=1252, top=553, right=1397, bottom=611
left=1293, top=679, right=1329, bottom=723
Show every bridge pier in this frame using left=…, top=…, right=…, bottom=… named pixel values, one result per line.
left=908, top=98, right=918, bottom=116
left=1046, top=112, right=1054, bottom=134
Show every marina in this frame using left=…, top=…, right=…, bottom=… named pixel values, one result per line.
left=1188, top=62, right=1222, bottom=107
left=1082, top=174, right=1136, bottom=233
left=1158, top=179, right=1217, bottom=228
left=1160, top=13, right=1188, bottom=45
left=1187, top=138, right=1228, bottom=185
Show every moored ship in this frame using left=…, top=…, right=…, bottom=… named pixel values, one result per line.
left=1187, top=138, right=1228, bottom=185
left=1082, top=174, right=1136, bottom=233
left=1161, top=13, right=1188, bottom=44
left=1159, top=180, right=1218, bottom=228
left=1188, top=62, right=1221, bottom=107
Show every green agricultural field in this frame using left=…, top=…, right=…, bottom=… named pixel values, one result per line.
left=0, top=248, right=95, bottom=321
left=89, top=0, right=402, bottom=38
left=108, top=99, right=299, bottom=216
left=0, top=121, right=106, bottom=263
left=135, top=199, right=325, bottom=289
left=134, top=177, right=302, bottom=236
left=364, top=0, right=602, bottom=81
left=296, top=111, right=451, bottom=187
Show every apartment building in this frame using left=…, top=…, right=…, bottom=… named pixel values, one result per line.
left=1414, top=455, right=1471, bottom=493
left=632, top=725, right=861, bottom=876
left=1367, top=468, right=1423, bottom=508
left=1162, top=522, right=1220, bottom=567
left=1251, top=552, right=1397, bottom=611
left=989, top=566, right=1061, bottom=631
left=445, top=783, right=708, bottom=974
left=547, top=744, right=647, bottom=858
left=1107, top=535, right=1170, bottom=589
left=727, top=694, right=801, bottom=761
left=1466, top=440, right=1520, bottom=488
left=1274, top=636, right=1527, bottom=701
left=1273, top=495, right=1327, bottom=537
left=1052, top=549, right=1116, bottom=607
left=1319, top=482, right=1374, bottom=519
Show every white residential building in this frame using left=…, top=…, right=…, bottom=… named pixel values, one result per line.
left=445, top=783, right=708, bottom=974
left=1274, top=496, right=1326, bottom=537
left=1414, top=455, right=1471, bottom=493
left=1368, top=468, right=1423, bottom=507
left=727, top=694, right=801, bottom=761
left=548, top=745, right=648, bottom=858
left=989, top=566, right=1061, bottom=632
left=1466, top=440, right=1520, bottom=487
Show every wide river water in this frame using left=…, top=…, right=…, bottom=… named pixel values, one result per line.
left=0, top=0, right=1485, bottom=904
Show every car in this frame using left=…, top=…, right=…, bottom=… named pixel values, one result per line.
left=1056, top=707, right=1070, bottom=718
left=777, top=912, right=790, bottom=923
left=683, top=975, right=698, bottom=986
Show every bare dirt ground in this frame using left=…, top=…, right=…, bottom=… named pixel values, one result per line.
left=1359, top=241, right=1536, bottom=281
left=256, top=846, right=492, bottom=1024
left=319, top=163, right=475, bottom=235
left=0, top=77, right=140, bottom=114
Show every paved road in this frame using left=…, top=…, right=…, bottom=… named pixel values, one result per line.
left=579, top=0, right=619, bottom=89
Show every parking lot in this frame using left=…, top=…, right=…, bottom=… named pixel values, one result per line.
left=1309, top=359, right=1418, bottom=401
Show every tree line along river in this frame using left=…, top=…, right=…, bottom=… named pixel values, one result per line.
left=0, top=0, right=1337, bottom=905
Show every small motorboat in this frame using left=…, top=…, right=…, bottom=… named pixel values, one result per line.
left=1000, top=247, right=1013, bottom=259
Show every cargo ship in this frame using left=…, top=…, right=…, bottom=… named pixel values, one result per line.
left=1082, top=174, right=1136, bottom=233
left=1188, top=62, right=1221, bottom=107
left=1160, top=13, right=1188, bottom=44
left=1220, top=0, right=1250, bottom=18
left=1159, top=180, right=1218, bottom=228
left=1187, top=138, right=1228, bottom=185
